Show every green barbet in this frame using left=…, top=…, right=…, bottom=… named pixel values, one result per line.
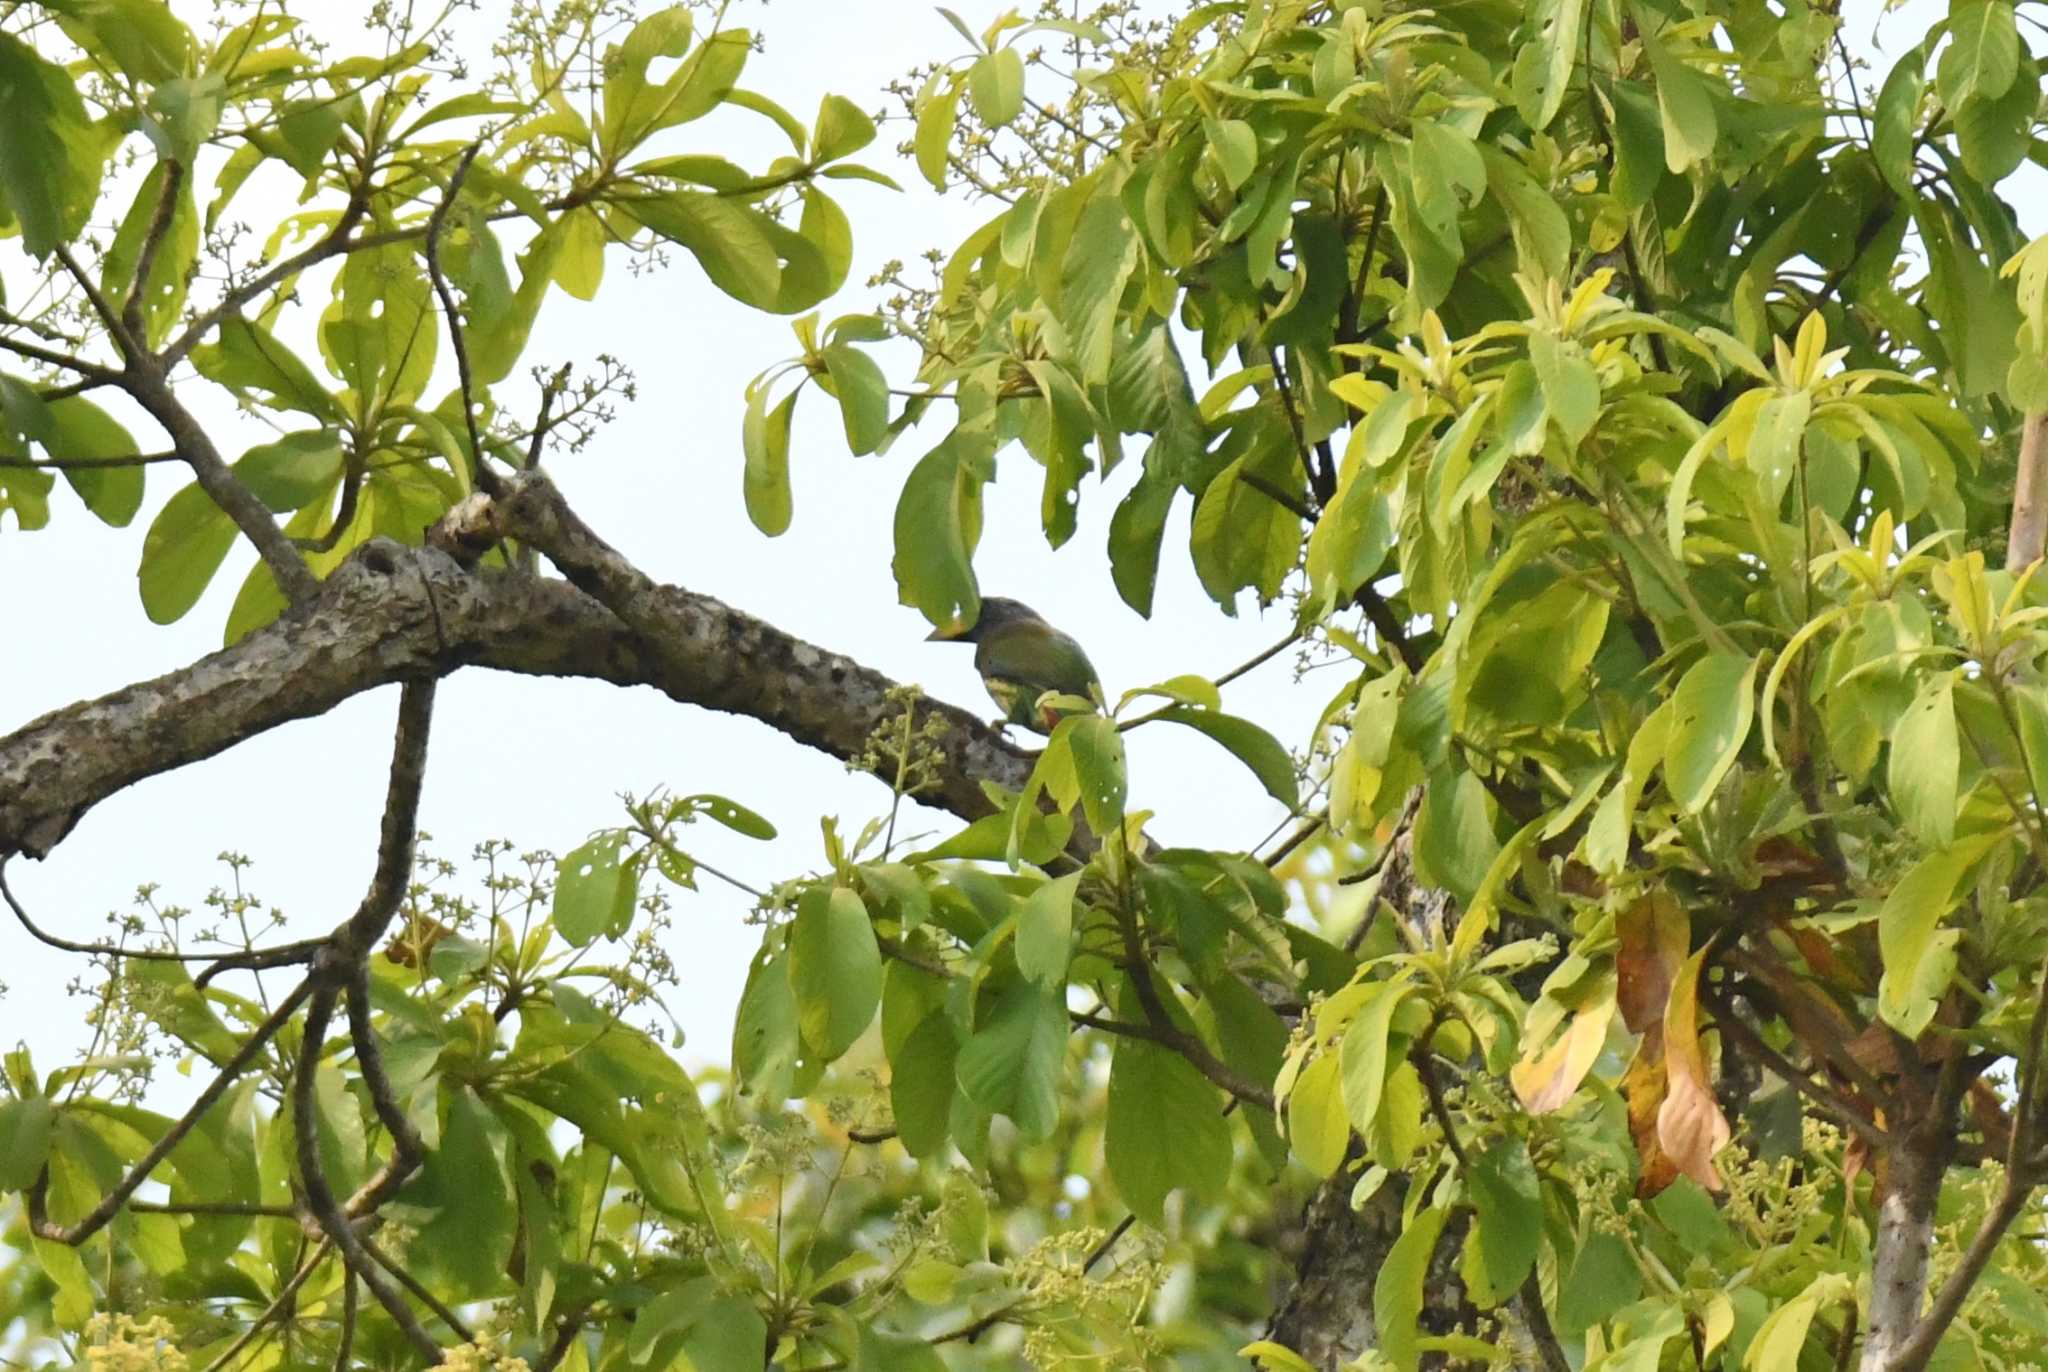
left=927, top=598, right=1102, bottom=734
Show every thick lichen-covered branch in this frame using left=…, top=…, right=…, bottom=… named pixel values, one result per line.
left=0, top=485, right=1032, bottom=861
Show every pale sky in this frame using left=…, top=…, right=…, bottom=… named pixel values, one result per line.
left=0, top=0, right=2040, bottom=1084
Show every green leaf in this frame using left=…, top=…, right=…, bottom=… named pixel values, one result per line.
left=411, top=1085, right=514, bottom=1298
left=1064, top=715, right=1128, bottom=835
left=788, top=886, right=881, bottom=1061
left=137, top=479, right=238, bottom=624
left=1105, top=1032, right=1230, bottom=1223
left=915, top=74, right=963, bottom=190
left=1016, top=873, right=1079, bottom=986
left=1207, top=117, right=1257, bottom=190
left=1748, top=391, right=1811, bottom=509
left=1663, top=652, right=1760, bottom=814
left=1637, top=11, right=1719, bottom=172
left=680, top=1295, right=767, bottom=1372
left=1286, top=1052, right=1350, bottom=1177
left=891, top=1012, right=960, bottom=1157
left=742, top=383, right=798, bottom=535
left=686, top=793, right=777, bottom=839
left=625, top=193, right=783, bottom=309
left=1414, top=771, right=1499, bottom=906
left=101, top=161, right=197, bottom=348
left=0, top=31, right=106, bottom=257
left=191, top=315, right=337, bottom=419
left=857, top=1327, right=946, bottom=1372
left=1191, top=447, right=1304, bottom=610
left=1145, top=706, right=1299, bottom=809
left=891, top=434, right=985, bottom=631
left=0, top=1095, right=54, bottom=1190
left=732, top=942, right=813, bottom=1101
left=812, top=93, right=876, bottom=161
left=553, top=833, right=635, bottom=947
left=1375, top=1206, right=1450, bottom=1372
left=234, top=430, right=345, bottom=513
left=822, top=344, right=889, bottom=454
left=1878, top=836, right=1997, bottom=1036
left=1873, top=47, right=1927, bottom=196
left=144, top=72, right=224, bottom=161
left=1888, top=671, right=1959, bottom=846
left=49, top=0, right=195, bottom=84
left=1339, top=979, right=1414, bottom=1137
left=1529, top=332, right=1601, bottom=446
left=628, top=1278, right=714, bottom=1366
left=1510, top=0, right=1588, bottom=130
left=1937, top=0, right=2019, bottom=108
left=1607, top=80, right=1667, bottom=209
left=1955, top=50, right=2038, bottom=182
left=1241, top=1341, right=1321, bottom=1372
left=955, top=977, right=1066, bottom=1139
left=1744, top=1275, right=1851, bottom=1371
left=967, top=47, right=1025, bottom=127
left=1058, top=193, right=1140, bottom=385
left=42, top=396, right=143, bottom=526
left=1467, top=1139, right=1542, bottom=1297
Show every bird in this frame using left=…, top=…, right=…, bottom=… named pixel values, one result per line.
left=927, top=597, right=1102, bottom=735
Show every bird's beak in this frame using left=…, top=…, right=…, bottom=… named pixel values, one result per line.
left=925, top=623, right=967, bottom=642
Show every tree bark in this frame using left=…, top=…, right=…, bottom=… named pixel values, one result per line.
left=1859, top=1134, right=1949, bottom=1372
left=2005, top=411, right=2048, bottom=571
left=1, top=526, right=1031, bottom=860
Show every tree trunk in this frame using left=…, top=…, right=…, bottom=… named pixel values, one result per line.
left=1859, top=1135, right=1948, bottom=1372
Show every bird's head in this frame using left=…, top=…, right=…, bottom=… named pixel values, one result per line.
left=925, top=597, right=1044, bottom=644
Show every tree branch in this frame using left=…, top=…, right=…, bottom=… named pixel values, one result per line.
left=0, top=503, right=1032, bottom=860
left=29, top=976, right=313, bottom=1244
left=123, top=363, right=321, bottom=604
left=293, top=983, right=444, bottom=1363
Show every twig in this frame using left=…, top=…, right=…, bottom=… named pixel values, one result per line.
left=331, top=1270, right=358, bottom=1372
left=422, top=142, right=501, bottom=498
left=535, top=1317, right=587, bottom=1372
left=1106, top=885, right=1277, bottom=1111
left=333, top=680, right=437, bottom=957
left=294, top=984, right=443, bottom=1362
left=29, top=976, right=313, bottom=1244
left=1, top=861, right=293, bottom=965
left=342, top=956, right=425, bottom=1216
left=161, top=187, right=370, bottom=369
left=126, top=361, right=319, bottom=603
left=53, top=245, right=142, bottom=364
left=0, top=332, right=123, bottom=381
left=526, top=362, right=575, bottom=471
left=1354, top=582, right=1413, bottom=669
left=198, top=1237, right=334, bottom=1372
left=1259, top=813, right=1324, bottom=868
left=194, top=936, right=326, bottom=992
left=1707, top=997, right=1885, bottom=1149
left=1083, top=1213, right=1137, bottom=1272
left=129, top=1199, right=297, bottom=1218
left=1268, top=350, right=1334, bottom=508
left=1238, top=467, right=1316, bottom=521
left=0, top=450, right=180, bottom=470
left=361, top=1228, right=476, bottom=1342
left=122, top=161, right=185, bottom=346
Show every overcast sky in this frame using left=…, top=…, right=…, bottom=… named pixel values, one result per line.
left=1, top=0, right=2040, bottom=1083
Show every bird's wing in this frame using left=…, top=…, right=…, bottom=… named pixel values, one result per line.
left=976, top=622, right=1101, bottom=700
